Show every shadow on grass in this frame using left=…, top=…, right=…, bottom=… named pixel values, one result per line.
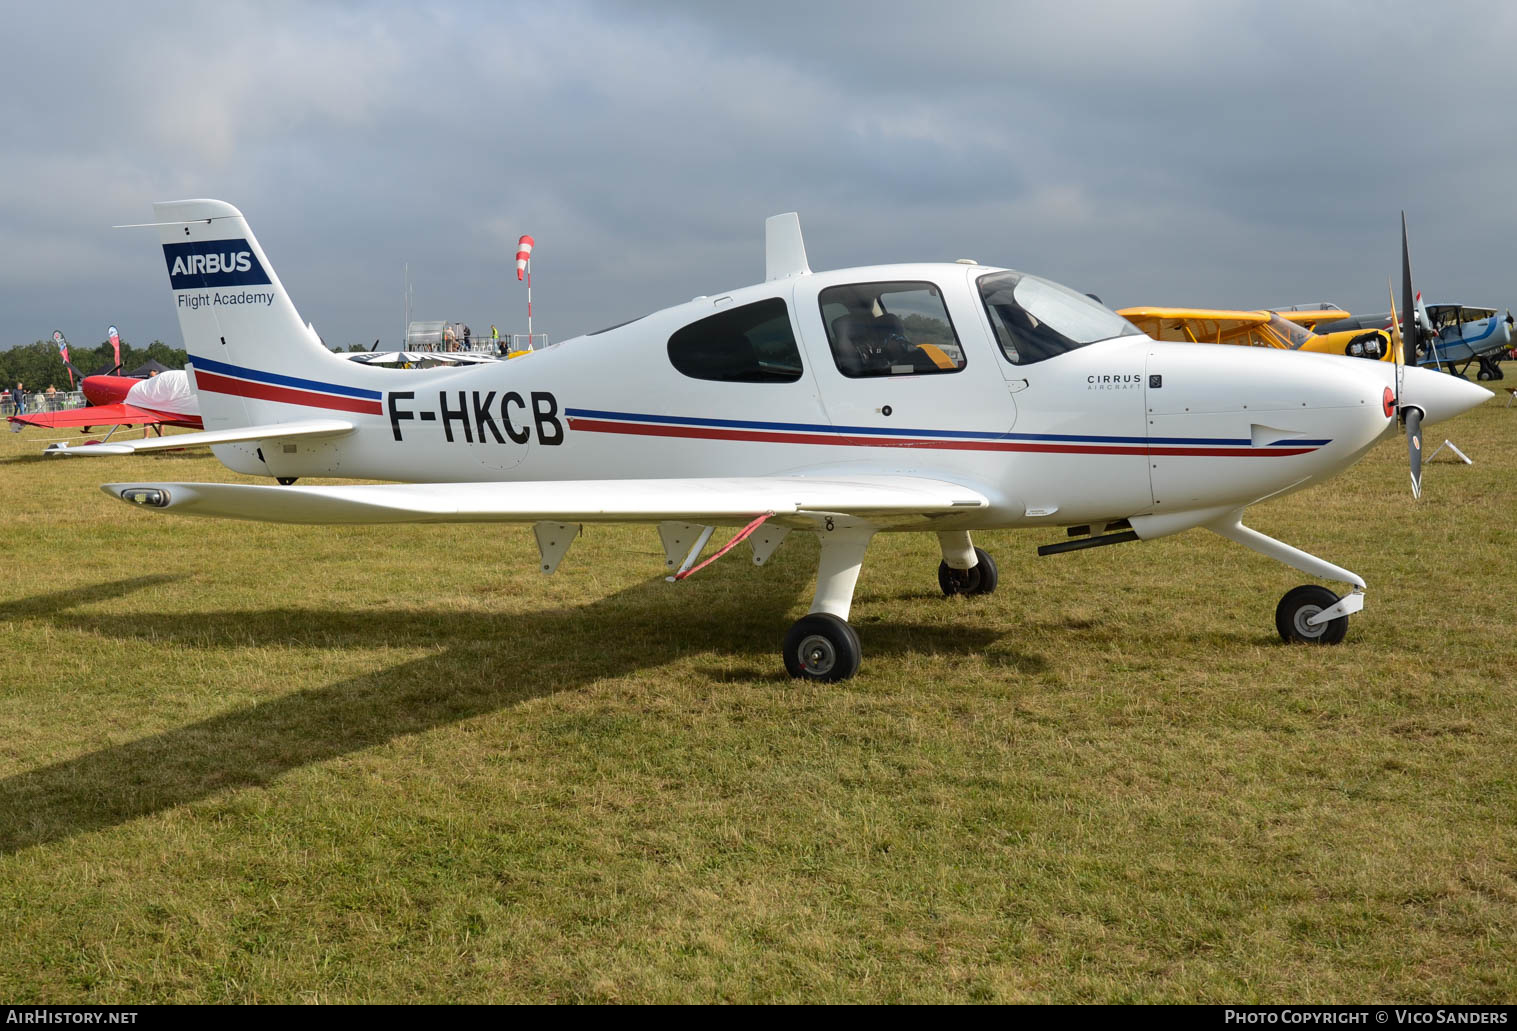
left=123, top=449, right=216, bottom=461
left=0, top=575, right=181, bottom=619
left=0, top=572, right=1011, bottom=853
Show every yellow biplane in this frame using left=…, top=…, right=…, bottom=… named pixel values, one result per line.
left=1118, top=305, right=1394, bottom=362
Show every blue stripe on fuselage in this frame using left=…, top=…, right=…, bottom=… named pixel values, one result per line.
left=564, top=407, right=1327, bottom=447
left=188, top=355, right=382, bottom=400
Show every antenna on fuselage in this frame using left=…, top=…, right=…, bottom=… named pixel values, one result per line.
left=765, top=212, right=811, bottom=281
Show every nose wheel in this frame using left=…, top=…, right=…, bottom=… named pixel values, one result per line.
left=938, top=546, right=998, bottom=596
left=783, top=613, right=862, bottom=681
left=1275, top=584, right=1349, bottom=644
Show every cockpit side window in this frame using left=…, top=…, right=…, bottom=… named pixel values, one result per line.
left=818, top=281, right=965, bottom=378
left=666, top=298, right=803, bottom=383
left=979, top=271, right=1141, bottom=365
left=1428, top=306, right=1462, bottom=333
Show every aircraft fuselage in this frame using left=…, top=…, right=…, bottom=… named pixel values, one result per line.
left=189, top=262, right=1409, bottom=533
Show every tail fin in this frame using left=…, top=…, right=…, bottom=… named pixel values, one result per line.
left=153, top=199, right=348, bottom=431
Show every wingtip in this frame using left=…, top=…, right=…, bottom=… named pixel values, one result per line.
left=61, top=443, right=136, bottom=456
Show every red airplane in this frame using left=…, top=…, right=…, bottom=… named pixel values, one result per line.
left=8, top=368, right=201, bottom=437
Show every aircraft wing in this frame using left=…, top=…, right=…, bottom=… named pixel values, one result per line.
left=1117, top=307, right=1271, bottom=344
left=45, top=419, right=356, bottom=456
left=102, top=475, right=990, bottom=530
left=1273, top=308, right=1352, bottom=331
left=8, top=403, right=175, bottom=431
left=1426, top=303, right=1498, bottom=322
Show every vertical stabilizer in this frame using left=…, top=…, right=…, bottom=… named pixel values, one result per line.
left=151, top=199, right=365, bottom=433
left=765, top=212, right=811, bottom=281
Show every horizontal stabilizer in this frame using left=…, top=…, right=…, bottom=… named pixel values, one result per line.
left=48, top=419, right=355, bottom=456
left=101, top=475, right=989, bottom=527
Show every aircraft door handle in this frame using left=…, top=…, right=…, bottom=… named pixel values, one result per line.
left=1006, top=379, right=1029, bottom=393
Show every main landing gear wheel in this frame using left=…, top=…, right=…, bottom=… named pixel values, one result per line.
left=938, top=547, right=998, bottom=597
left=783, top=613, right=862, bottom=682
left=1275, top=584, right=1349, bottom=645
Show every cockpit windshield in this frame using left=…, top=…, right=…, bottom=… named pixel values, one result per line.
left=1264, top=313, right=1315, bottom=350
left=977, top=271, right=1141, bottom=365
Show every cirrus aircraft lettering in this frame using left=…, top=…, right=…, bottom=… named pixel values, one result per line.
left=1087, top=373, right=1143, bottom=390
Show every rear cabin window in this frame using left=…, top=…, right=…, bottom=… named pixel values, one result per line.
left=666, top=298, right=804, bottom=383
left=819, top=281, right=965, bottom=377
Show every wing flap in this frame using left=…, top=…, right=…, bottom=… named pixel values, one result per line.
left=102, top=475, right=990, bottom=527
left=47, top=419, right=355, bottom=456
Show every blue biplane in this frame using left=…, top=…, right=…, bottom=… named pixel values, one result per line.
left=1317, top=302, right=1514, bottom=380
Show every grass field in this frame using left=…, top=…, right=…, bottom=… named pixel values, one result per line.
left=2, top=398, right=1515, bottom=1003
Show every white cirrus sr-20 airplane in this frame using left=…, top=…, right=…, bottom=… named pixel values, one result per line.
left=72, top=200, right=1487, bottom=679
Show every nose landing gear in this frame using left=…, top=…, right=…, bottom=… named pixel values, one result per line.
left=1199, top=510, right=1365, bottom=646
left=1275, top=584, right=1350, bottom=644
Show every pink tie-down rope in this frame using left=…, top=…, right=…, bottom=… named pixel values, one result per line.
left=672, top=513, right=774, bottom=581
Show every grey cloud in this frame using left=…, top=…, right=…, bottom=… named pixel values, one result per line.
left=4, top=0, right=1516, bottom=355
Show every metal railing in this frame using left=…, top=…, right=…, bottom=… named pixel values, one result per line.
left=400, top=341, right=509, bottom=354
left=2, top=390, right=86, bottom=418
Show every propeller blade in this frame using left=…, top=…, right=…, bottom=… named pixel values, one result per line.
left=1397, top=215, right=1427, bottom=499
left=1401, top=212, right=1417, bottom=361
left=1406, top=405, right=1423, bottom=499
left=1389, top=278, right=1405, bottom=404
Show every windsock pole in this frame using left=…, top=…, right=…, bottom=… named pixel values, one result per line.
left=516, top=234, right=535, bottom=348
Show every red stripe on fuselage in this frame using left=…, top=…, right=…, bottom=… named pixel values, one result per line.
left=196, top=370, right=383, bottom=415
left=566, top=418, right=1318, bottom=457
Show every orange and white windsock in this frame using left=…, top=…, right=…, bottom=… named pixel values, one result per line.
left=515, top=235, right=535, bottom=281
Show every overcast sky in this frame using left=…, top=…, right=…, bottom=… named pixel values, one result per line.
left=4, top=0, right=1516, bottom=352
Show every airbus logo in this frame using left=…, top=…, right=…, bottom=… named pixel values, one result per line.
left=163, top=239, right=272, bottom=290
left=171, top=251, right=253, bottom=277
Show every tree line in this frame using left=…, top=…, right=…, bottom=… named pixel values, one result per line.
left=0, top=338, right=186, bottom=390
